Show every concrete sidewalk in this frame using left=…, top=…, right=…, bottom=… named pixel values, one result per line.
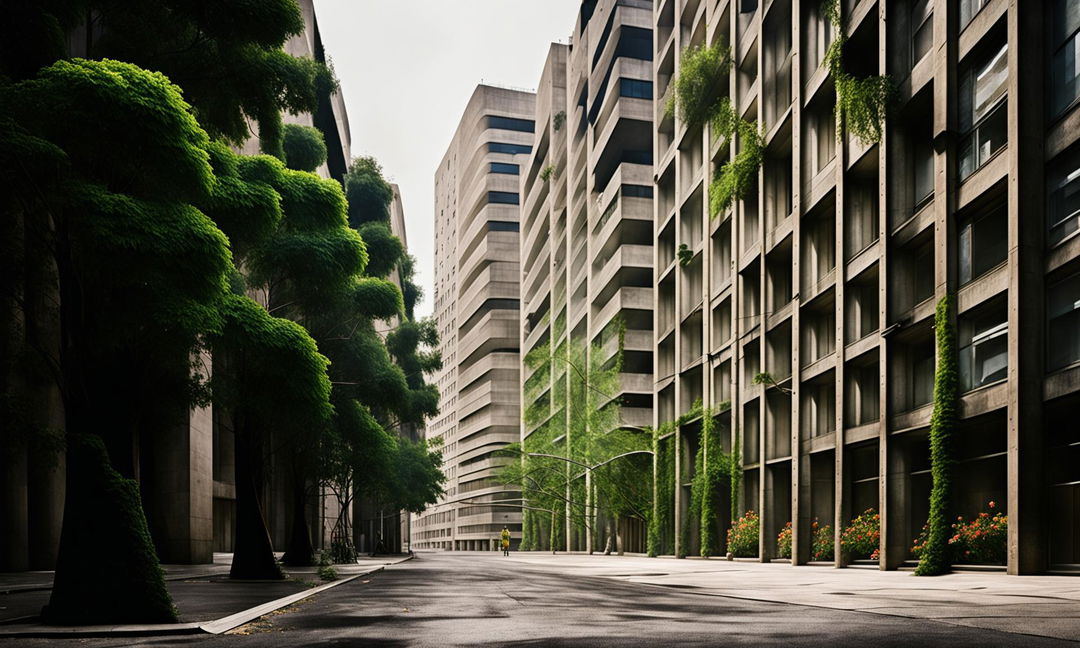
left=499, top=552, right=1080, bottom=643
left=0, top=553, right=412, bottom=638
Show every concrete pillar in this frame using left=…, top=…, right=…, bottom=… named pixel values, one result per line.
left=1006, top=1, right=1047, bottom=575
left=143, top=402, right=214, bottom=564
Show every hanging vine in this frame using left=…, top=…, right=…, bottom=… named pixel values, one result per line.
left=709, top=97, right=765, bottom=219
left=823, top=0, right=893, bottom=146
left=916, top=295, right=957, bottom=576
left=666, top=42, right=733, bottom=127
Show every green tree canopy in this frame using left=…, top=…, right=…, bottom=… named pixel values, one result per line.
left=283, top=123, right=328, bottom=172
left=344, top=155, right=394, bottom=226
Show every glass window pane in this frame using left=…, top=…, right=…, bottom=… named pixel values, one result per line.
left=1052, top=32, right=1080, bottom=117
left=973, top=45, right=1008, bottom=123
left=1048, top=273, right=1080, bottom=370
left=1052, top=0, right=1080, bottom=45
left=1048, top=149, right=1080, bottom=245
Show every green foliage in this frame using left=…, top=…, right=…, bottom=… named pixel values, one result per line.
left=43, top=435, right=176, bottom=624
left=693, top=404, right=734, bottom=557
left=357, top=221, right=405, bottom=279
left=317, top=564, right=337, bottom=581
left=202, top=143, right=283, bottom=261
left=822, top=0, right=893, bottom=146
left=283, top=123, right=328, bottom=172
left=344, top=155, right=394, bottom=226
left=552, top=110, right=566, bottom=132
left=811, top=519, right=835, bottom=561
left=385, top=439, right=447, bottom=514
left=777, top=522, right=793, bottom=559
left=399, top=255, right=423, bottom=320
left=727, top=510, right=759, bottom=557
left=840, top=509, right=880, bottom=560
left=352, top=277, right=405, bottom=321
left=677, top=243, right=693, bottom=267
left=709, top=98, right=764, bottom=219
left=668, top=42, right=733, bottom=127
left=540, top=164, right=556, bottom=182
left=917, top=295, right=958, bottom=576
left=648, top=433, right=675, bottom=557
left=916, top=501, right=1007, bottom=565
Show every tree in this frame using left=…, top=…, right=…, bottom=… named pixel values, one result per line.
left=283, top=124, right=328, bottom=173
left=1, top=58, right=233, bottom=623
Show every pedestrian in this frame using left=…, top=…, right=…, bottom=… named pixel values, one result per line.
left=500, top=526, right=511, bottom=556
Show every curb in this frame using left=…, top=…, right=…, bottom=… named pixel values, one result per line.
left=0, top=566, right=233, bottom=596
left=0, top=556, right=412, bottom=639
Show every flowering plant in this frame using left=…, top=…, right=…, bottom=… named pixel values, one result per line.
left=912, top=501, right=1007, bottom=565
left=727, top=510, right=759, bottom=557
left=811, top=518, right=834, bottom=561
left=840, top=508, right=880, bottom=560
left=777, top=521, right=792, bottom=559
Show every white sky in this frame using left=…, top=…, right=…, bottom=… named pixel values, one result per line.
left=314, top=0, right=582, bottom=318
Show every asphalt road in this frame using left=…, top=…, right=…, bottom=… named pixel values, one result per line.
left=4, top=552, right=1072, bottom=647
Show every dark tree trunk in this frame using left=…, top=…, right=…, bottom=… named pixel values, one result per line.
left=281, top=473, right=314, bottom=566
left=44, top=230, right=176, bottom=624
left=229, top=416, right=283, bottom=580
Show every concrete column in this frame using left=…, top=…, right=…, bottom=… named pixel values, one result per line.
left=1006, top=1, right=1047, bottom=575
left=143, top=402, right=214, bottom=564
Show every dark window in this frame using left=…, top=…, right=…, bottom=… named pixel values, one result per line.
left=958, top=205, right=1007, bottom=285
left=1048, top=272, right=1080, bottom=371
left=959, top=43, right=1008, bottom=179
left=487, top=115, right=535, bottom=133
left=959, top=0, right=990, bottom=32
left=1051, top=0, right=1080, bottom=117
left=621, top=184, right=654, bottom=198
left=1048, top=145, right=1080, bottom=245
left=619, top=78, right=653, bottom=99
left=488, top=221, right=519, bottom=232
left=622, top=150, right=653, bottom=165
left=958, top=303, right=1008, bottom=391
left=911, top=0, right=933, bottom=67
left=488, top=191, right=519, bottom=205
left=615, top=26, right=653, bottom=61
left=488, top=142, right=532, bottom=155
left=490, top=162, right=519, bottom=175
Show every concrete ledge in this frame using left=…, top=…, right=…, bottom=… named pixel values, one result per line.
left=0, top=556, right=412, bottom=639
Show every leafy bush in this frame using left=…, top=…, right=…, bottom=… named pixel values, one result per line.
left=283, top=123, right=327, bottom=172
left=668, top=43, right=733, bottom=127
left=727, top=510, right=759, bottom=557
left=677, top=243, right=693, bottom=267
left=822, top=0, right=893, bottom=145
left=777, top=521, right=792, bottom=559
left=540, top=164, right=555, bottom=182
left=811, top=519, right=834, bottom=561
left=317, top=564, right=337, bottom=581
left=840, top=509, right=880, bottom=560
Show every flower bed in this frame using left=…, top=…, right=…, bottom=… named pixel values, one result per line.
left=840, top=509, right=880, bottom=561
left=776, top=521, right=792, bottom=559
left=811, top=519, right=834, bottom=561
left=727, top=510, right=759, bottom=557
left=913, top=501, right=1007, bottom=565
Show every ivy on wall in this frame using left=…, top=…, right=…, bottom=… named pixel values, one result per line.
left=709, top=98, right=765, bottom=219
left=916, top=295, right=958, bottom=576
left=823, top=0, right=893, bottom=146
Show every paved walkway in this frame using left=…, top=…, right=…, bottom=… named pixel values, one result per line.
left=498, top=551, right=1080, bottom=642
left=0, top=553, right=411, bottom=635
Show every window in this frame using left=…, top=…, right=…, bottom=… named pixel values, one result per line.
left=1051, top=0, right=1080, bottom=117
left=959, top=43, right=1008, bottom=179
left=487, top=116, right=535, bottom=133
left=488, top=142, right=532, bottom=155
left=619, top=78, right=653, bottom=99
left=487, top=191, right=519, bottom=205
left=489, top=162, right=519, bottom=175
left=621, top=184, right=653, bottom=198
left=1048, top=272, right=1080, bottom=370
left=487, top=221, right=519, bottom=232
left=913, top=133, right=934, bottom=206
left=957, top=206, right=1007, bottom=285
left=805, top=0, right=834, bottom=74
left=912, top=344, right=934, bottom=408
left=958, top=305, right=1008, bottom=391
left=809, top=104, right=835, bottom=176
left=959, top=0, right=990, bottom=31
left=911, top=0, right=933, bottom=67
left=846, top=180, right=878, bottom=257
left=1048, top=146, right=1080, bottom=245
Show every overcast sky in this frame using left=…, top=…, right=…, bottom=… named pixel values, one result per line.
left=314, top=1, right=581, bottom=318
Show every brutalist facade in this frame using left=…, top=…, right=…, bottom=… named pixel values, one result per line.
left=653, top=0, right=1080, bottom=573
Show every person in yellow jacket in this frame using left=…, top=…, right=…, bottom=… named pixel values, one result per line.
left=500, top=527, right=511, bottom=556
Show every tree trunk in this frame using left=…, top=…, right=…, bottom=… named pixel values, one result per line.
left=229, top=417, right=282, bottom=580
left=281, top=473, right=314, bottom=566
left=44, top=228, right=175, bottom=624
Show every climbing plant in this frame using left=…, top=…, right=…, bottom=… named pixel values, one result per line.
left=677, top=243, right=693, bottom=267
left=823, top=0, right=893, bottom=146
left=666, top=42, right=733, bottom=128
left=540, top=164, right=556, bottom=182
left=709, top=98, right=765, bottom=219
left=916, top=295, right=958, bottom=576
left=553, top=110, right=566, bottom=132
left=694, top=403, right=733, bottom=557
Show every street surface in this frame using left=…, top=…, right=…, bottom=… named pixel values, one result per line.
left=3, top=551, right=1073, bottom=647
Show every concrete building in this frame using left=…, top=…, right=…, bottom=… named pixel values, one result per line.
left=653, top=0, right=1080, bottom=573
left=517, top=0, right=656, bottom=554
left=411, top=85, right=536, bottom=551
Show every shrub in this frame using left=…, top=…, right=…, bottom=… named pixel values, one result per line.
left=811, top=519, right=834, bottom=561
left=317, top=564, right=337, bottom=581
left=727, top=510, right=759, bottom=557
left=677, top=243, right=693, bottom=267
left=777, top=521, right=792, bottom=559
left=951, top=501, right=1008, bottom=564
left=668, top=42, right=733, bottom=127
left=540, top=164, right=555, bottom=182
left=840, top=508, right=880, bottom=560
left=283, top=123, right=327, bottom=172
